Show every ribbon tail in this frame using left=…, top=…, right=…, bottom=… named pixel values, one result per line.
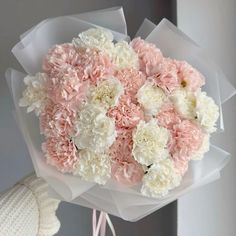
left=100, top=213, right=107, bottom=236
left=106, top=214, right=116, bottom=236
left=92, top=209, right=116, bottom=236
left=92, top=209, right=97, bottom=235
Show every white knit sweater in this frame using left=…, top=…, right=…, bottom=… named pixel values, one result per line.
left=0, top=174, right=61, bottom=236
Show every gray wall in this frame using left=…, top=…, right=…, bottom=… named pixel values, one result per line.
left=177, top=0, right=236, bottom=235
left=0, top=0, right=176, bottom=235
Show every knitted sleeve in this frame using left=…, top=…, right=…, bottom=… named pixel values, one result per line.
left=0, top=174, right=61, bottom=236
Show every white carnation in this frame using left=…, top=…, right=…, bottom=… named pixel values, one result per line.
left=132, top=119, right=169, bottom=166
left=112, top=40, right=139, bottom=69
left=74, top=104, right=116, bottom=153
left=169, top=89, right=196, bottom=119
left=191, top=134, right=210, bottom=160
left=137, top=81, right=167, bottom=115
left=141, top=158, right=182, bottom=198
left=72, top=28, right=114, bottom=57
left=90, top=76, right=123, bottom=109
left=19, top=73, right=48, bottom=116
left=195, top=92, right=219, bottom=133
left=73, top=149, right=110, bottom=184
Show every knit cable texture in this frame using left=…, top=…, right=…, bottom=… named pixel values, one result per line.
left=0, top=174, right=61, bottom=236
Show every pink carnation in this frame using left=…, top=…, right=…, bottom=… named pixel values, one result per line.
left=175, top=60, right=205, bottom=92
left=43, top=44, right=113, bottom=85
left=112, top=161, right=144, bottom=186
left=115, top=68, right=145, bottom=103
left=39, top=101, right=76, bottom=138
left=156, top=103, right=182, bottom=129
left=130, top=37, right=163, bottom=76
left=169, top=120, right=203, bottom=174
left=42, top=136, right=78, bottom=173
left=150, top=58, right=180, bottom=93
left=47, top=68, right=88, bottom=108
left=109, top=129, right=144, bottom=186
left=107, top=96, right=144, bottom=129
left=109, top=129, right=133, bottom=163
left=43, top=43, right=79, bottom=76
left=76, top=48, right=113, bottom=85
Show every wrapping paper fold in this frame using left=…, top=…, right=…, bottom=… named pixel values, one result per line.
left=6, top=7, right=235, bottom=221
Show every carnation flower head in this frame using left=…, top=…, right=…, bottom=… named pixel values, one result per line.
left=150, top=58, right=180, bottom=93
left=109, top=129, right=133, bottom=162
left=169, top=120, right=203, bottom=162
left=47, top=67, right=88, bottom=109
left=74, top=104, right=116, bottom=153
left=73, top=149, right=111, bottom=185
left=112, top=160, right=144, bottom=186
left=72, top=28, right=114, bottom=57
left=39, top=101, right=76, bottom=138
left=156, top=103, right=182, bottom=129
left=76, top=48, right=113, bottom=85
left=107, top=95, right=144, bottom=129
left=42, top=136, right=77, bottom=173
left=169, top=89, right=196, bottom=119
left=175, top=60, right=205, bottom=92
left=130, top=37, right=163, bottom=76
left=112, top=40, right=139, bottom=69
left=42, top=43, right=79, bottom=76
left=115, top=68, right=145, bottom=103
left=90, top=76, right=123, bottom=109
left=137, top=81, right=167, bottom=115
left=195, top=91, right=219, bottom=133
left=19, top=73, right=48, bottom=116
left=141, top=158, right=181, bottom=198
left=109, top=129, right=144, bottom=185
left=132, top=119, right=170, bottom=166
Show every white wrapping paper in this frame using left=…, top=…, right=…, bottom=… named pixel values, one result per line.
left=6, top=7, right=235, bottom=221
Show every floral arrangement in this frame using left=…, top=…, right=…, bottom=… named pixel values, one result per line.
left=19, top=27, right=219, bottom=198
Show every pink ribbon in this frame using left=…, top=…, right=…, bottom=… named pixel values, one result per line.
left=92, top=209, right=116, bottom=236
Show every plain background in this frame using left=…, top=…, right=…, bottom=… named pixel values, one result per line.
left=0, top=1, right=177, bottom=235
left=177, top=0, right=236, bottom=236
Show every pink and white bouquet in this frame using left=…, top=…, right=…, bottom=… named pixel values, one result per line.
left=6, top=7, right=235, bottom=221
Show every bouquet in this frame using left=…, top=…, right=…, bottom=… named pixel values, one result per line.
left=6, top=7, right=235, bottom=221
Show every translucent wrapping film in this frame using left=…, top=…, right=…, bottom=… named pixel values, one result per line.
left=6, top=7, right=236, bottom=221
